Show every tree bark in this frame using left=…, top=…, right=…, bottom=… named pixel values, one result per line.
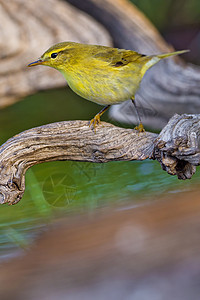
left=0, top=0, right=199, bottom=205
left=0, top=113, right=199, bottom=205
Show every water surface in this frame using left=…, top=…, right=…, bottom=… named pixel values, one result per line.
left=0, top=87, right=199, bottom=261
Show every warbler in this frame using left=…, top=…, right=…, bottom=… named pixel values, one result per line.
left=28, top=42, right=188, bottom=131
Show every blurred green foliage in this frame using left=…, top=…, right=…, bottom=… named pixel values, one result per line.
left=130, top=0, right=200, bottom=30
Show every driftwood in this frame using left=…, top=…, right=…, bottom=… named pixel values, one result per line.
left=0, top=0, right=199, bottom=205
left=0, top=113, right=199, bottom=205
left=0, top=0, right=111, bottom=108
left=68, top=0, right=200, bottom=129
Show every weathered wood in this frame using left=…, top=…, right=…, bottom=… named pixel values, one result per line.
left=68, top=0, right=200, bottom=129
left=153, top=114, right=200, bottom=180
left=0, top=0, right=111, bottom=107
left=0, top=114, right=199, bottom=205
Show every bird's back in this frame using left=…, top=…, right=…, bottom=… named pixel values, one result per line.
left=62, top=44, right=149, bottom=105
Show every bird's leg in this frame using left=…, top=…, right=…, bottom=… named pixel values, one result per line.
left=131, top=97, right=145, bottom=132
left=89, top=105, right=110, bottom=131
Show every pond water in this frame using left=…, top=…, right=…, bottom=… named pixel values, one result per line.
left=0, top=87, right=199, bottom=261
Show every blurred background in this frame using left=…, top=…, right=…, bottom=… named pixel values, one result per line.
left=0, top=0, right=200, bottom=299
left=131, top=0, right=199, bottom=64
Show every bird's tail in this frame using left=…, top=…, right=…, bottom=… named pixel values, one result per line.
left=141, top=49, right=189, bottom=76
left=156, top=49, right=189, bottom=59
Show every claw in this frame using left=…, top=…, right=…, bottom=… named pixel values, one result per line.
left=134, top=122, right=145, bottom=133
left=89, top=113, right=101, bottom=132
left=89, top=105, right=110, bottom=132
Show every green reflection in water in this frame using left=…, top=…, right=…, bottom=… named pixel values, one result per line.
left=0, top=87, right=199, bottom=260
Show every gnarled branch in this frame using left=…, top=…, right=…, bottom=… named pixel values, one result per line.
left=153, top=114, right=200, bottom=179
left=0, top=114, right=199, bottom=205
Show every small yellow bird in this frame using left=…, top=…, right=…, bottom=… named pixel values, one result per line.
left=28, top=42, right=188, bottom=131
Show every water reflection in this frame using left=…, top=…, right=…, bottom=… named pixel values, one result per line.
left=0, top=87, right=199, bottom=262
left=1, top=189, right=200, bottom=299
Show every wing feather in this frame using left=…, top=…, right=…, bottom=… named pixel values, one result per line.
left=93, top=48, right=146, bottom=67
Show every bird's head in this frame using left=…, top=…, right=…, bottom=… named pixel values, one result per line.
left=28, top=42, right=78, bottom=71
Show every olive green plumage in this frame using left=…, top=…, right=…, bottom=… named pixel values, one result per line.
left=28, top=42, right=188, bottom=130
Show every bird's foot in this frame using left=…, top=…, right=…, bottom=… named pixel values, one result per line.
left=134, top=122, right=145, bottom=133
left=89, top=113, right=101, bottom=132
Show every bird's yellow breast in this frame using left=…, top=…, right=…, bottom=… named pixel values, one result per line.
left=61, top=57, right=143, bottom=105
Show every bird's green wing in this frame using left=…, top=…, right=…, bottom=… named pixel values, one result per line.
left=93, top=48, right=146, bottom=67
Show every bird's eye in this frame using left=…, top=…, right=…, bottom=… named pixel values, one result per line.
left=51, top=53, right=58, bottom=59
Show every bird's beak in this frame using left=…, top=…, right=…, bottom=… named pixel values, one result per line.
left=28, top=59, right=44, bottom=67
